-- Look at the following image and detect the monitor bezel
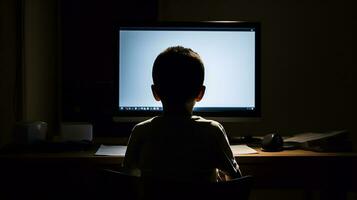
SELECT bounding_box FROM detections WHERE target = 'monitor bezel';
[113,21,261,122]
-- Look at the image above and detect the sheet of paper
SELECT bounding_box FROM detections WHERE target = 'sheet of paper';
[284,130,346,143]
[230,145,258,155]
[95,145,127,156]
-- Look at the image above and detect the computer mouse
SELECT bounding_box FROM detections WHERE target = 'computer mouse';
[261,133,284,152]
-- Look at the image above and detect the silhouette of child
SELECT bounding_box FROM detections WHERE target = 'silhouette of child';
[123,46,241,182]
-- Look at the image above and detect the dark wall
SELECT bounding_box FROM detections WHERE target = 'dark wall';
[159,0,357,141]
[60,0,158,135]
[34,0,357,140]
[0,0,19,147]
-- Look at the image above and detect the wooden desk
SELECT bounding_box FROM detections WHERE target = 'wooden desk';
[1,146,356,187]
[240,149,357,189]
[1,144,357,199]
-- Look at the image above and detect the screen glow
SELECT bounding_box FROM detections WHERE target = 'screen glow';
[119,28,256,112]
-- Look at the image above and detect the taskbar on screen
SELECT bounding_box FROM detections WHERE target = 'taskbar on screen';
[119,106,255,112]
[119,106,163,111]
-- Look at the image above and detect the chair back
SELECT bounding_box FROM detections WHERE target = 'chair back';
[100,169,253,200]
[212,176,253,199]
[141,175,253,200]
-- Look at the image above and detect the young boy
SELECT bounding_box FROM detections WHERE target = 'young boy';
[123,46,241,182]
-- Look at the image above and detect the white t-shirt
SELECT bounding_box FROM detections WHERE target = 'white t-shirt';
[123,115,241,182]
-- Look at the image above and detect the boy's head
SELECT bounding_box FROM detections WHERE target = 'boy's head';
[152,46,205,107]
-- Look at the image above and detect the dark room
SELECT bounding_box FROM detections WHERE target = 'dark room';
[1,0,356,199]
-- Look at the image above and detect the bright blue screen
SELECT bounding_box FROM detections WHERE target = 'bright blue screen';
[119,28,256,112]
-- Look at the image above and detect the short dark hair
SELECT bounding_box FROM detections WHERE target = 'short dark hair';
[152,46,205,103]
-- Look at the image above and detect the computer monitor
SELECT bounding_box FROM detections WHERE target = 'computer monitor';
[114,21,260,122]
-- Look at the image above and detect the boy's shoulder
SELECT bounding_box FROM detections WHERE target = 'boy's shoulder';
[134,115,224,132]
[131,116,227,142]
[135,117,157,127]
[191,116,226,136]
[132,117,157,132]
[191,116,223,128]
